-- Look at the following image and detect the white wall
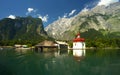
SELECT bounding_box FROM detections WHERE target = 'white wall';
[73,42,85,49]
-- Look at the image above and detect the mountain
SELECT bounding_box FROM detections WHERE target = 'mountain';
[0,16,48,42]
[45,2,120,40]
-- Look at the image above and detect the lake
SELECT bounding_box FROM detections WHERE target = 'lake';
[0,48,120,75]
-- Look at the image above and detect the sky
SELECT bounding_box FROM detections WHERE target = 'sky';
[0,0,119,27]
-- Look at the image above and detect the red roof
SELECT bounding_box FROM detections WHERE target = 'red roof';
[73,38,85,42]
[73,33,85,42]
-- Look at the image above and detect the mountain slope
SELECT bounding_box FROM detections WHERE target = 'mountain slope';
[0,16,48,41]
[45,2,120,40]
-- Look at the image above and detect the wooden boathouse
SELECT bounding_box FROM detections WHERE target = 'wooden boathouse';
[35,40,58,52]
[35,40,68,52]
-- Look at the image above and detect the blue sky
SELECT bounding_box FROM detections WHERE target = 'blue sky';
[0,0,119,27]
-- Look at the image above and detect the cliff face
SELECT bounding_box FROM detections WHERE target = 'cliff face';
[45,2,120,40]
[0,16,47,41]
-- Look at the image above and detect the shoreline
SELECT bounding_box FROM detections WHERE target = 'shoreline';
[68,47,120,50]
[0,46,120,50]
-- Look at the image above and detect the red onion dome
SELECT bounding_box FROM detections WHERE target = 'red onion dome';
[73,38,85,42]
[73,33,85,42]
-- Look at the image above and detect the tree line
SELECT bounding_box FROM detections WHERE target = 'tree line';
[86,38,120,48]
[0,38,120,48]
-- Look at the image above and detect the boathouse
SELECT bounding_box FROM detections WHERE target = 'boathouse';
[35,40,58,52]
[35,40,69,52]
[55,41,68,50]
[73,33,85,49]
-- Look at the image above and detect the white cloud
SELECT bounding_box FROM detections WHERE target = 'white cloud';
[97,0,119,6]
[63,13,67,18]
[26,8,37,15]
[38,14,49,22]
[57,9,76,19]
[69,9,76,16]
[8,15,16,19]
[81,7,89,12]
[28,8,34,13]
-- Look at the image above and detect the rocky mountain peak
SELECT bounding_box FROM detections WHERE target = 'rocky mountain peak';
[45,2,120,40]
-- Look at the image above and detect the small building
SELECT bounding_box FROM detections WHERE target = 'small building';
[14,44,28,48]
[35,40,69,52]
[55,41,68,50]
[14,44,22,48]
[73,33,85,49]
[35,40,58,52]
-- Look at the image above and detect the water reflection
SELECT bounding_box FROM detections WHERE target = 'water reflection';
[15,49,29,53]
[73,49,85,56]
[14,48,86,62]
[73,49,86,61]
[1,48,120,75]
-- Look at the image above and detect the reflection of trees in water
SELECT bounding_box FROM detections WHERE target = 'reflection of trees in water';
[86,49,119,57]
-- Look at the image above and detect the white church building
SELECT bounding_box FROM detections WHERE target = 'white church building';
[73,33,85,49]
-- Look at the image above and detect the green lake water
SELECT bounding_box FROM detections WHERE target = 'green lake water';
[0,48,120,75]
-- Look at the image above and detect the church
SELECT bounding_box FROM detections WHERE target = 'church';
[73,33,85,49]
